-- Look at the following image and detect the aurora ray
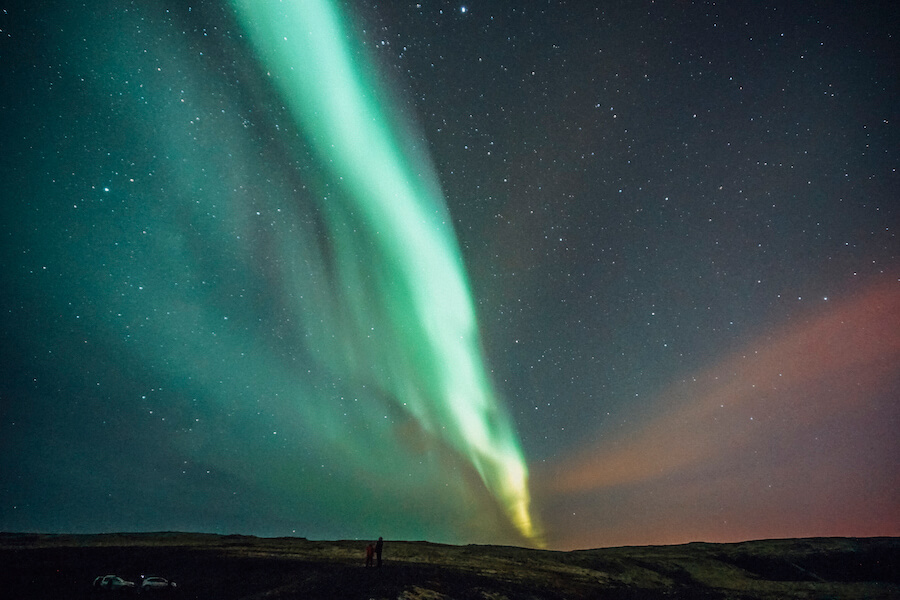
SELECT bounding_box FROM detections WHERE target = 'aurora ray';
[230,0,539,542]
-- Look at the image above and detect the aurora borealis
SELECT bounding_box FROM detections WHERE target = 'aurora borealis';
[228,0,536,541]
[1,1,897,550]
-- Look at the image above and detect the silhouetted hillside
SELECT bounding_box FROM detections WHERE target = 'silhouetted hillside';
[1,533,896,599]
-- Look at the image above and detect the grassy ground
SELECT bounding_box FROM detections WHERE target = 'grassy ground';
[0,533,896,599]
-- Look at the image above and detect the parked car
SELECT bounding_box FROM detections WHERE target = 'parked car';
[140,576,177,592]
[93,574,136,591]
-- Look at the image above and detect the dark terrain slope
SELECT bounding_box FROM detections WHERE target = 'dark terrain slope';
[0,533,896,599]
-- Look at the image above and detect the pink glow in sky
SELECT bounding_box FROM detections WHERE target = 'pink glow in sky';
[538,278,900,549]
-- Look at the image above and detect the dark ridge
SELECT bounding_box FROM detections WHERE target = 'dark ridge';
[0,533,896,599]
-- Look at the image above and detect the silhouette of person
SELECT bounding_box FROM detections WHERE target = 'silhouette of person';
[375,537,384,567]
[365,542,375,567]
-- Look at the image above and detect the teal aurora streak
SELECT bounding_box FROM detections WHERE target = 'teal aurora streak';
[230,0,539,542]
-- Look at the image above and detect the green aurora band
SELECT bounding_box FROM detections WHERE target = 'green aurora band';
[230,0,539,543]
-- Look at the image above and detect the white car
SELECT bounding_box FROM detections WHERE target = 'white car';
[93,574,136,590]
[140,576,177,592]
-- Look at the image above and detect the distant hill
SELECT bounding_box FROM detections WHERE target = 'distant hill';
[1,532,897,599]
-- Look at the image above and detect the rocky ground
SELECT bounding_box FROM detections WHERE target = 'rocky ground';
[0,532,896,599]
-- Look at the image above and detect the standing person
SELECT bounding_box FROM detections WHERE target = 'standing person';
[375,537,384,567]
[365,542,375,567]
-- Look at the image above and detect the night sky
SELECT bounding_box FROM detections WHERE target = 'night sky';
[1,1,897,550]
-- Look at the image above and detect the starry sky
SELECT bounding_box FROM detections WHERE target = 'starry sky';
[1,1,897,550]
